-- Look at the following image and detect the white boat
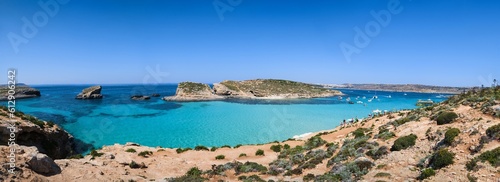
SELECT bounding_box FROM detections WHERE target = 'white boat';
[338,96,343,100]
[368,99,373,102]
[387,95,392,98]
[372,109,382,113]
[357,101,363,104]
[404,93,407,96]
[346,97,351,102]
[362,96,366,99]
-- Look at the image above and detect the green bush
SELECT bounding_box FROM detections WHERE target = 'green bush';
[352,128,367,138]
[391,134,417,151]
[304,136,327,150]
[303,173,315,181]
[255,149,265,156]
[215,155,225,160]
[234,144,243,148]
[283,144,290,150]
[90,149,103,158]
[235,161,267,174]
[486,124,500,140]
[138,151,153,157]
[436,112,458,125]
[374,172,391,178]
[270,144,282,153]
[443,128,460,145]
[125,148,136,153]
[221,145,231,148]
[68,154,84,159]
[418,168,435,180]
[210,147,218,151]
[477,146,500,167]
[239,153,247,157]
[168,167,206,182]
[430,149,455,169]
[195,145,209,151]
[176,147,192,154]
[376,131,396,140]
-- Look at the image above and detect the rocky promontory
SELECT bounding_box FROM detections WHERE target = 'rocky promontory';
[163,79,342,101]
[0,109,76,160]
[0,84,41,101]
[75,85,103,99]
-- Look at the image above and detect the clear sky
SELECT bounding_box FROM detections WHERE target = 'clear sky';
[0,0,499,86]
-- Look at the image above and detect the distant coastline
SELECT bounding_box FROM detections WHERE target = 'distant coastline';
[320,83,470,94]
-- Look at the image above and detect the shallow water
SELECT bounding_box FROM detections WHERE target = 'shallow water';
[10,84,449,149]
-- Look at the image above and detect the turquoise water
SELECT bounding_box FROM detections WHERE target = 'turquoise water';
[10,84,449,150]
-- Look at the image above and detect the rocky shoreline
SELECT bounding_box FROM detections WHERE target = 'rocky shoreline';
[163,79,343,102]
[0,85,41,101]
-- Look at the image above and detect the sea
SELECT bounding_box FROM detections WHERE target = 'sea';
[8,84,451,151]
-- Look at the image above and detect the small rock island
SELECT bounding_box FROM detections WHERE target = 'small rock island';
[75,85,103,99]
[163,79,343,101]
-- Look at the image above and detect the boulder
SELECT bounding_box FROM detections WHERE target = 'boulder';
[76,85,103,99]
[131,95,151,100]
[27,153,61,175]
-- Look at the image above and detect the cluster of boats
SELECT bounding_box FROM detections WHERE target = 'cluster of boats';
[338,95,384,104]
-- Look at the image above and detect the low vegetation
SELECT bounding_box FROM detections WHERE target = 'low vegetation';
[176,147,192,154]
[443,128,460,145]
[255,149,265,156]
[125,148,136,153]
[391,134,417,151]
[418,168,435,180]
[138,151,153,157]
[215,155,225,160]
[429,149,455,169]
[436,111,458,125]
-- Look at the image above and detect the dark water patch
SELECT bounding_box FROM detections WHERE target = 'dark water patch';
[30,112,69,125]
[142,103,182,111]
[73,138,94,154]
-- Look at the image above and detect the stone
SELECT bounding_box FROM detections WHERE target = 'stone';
[131,95,151,100]
[76,85,103,99]
[27,153,61,175]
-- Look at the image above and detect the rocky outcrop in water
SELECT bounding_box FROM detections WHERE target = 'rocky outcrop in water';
[131,95,151,100]
[75,85,103,99]
[0,85,41,101]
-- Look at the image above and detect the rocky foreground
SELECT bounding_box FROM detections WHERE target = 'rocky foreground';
[163,79,343,101]
[1,87,499,181]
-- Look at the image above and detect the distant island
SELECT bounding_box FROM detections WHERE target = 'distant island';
[0,84,41,101]
[163,79,343,101]
[321,83,470,94]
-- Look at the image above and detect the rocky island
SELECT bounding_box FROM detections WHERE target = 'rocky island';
[75,85,103,99]
[163,79,343,101]
[0,84,41,101]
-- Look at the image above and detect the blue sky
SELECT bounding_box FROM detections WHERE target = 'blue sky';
[0,0,499,86]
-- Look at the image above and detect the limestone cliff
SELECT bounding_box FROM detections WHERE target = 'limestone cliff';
[0,108,76,159]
